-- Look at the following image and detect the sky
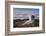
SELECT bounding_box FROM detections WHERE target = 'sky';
[13,8,39,19]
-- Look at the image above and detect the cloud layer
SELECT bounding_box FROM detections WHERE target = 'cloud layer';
[13,8,39,19]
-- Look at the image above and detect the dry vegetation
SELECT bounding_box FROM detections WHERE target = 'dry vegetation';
[13,19,39,28]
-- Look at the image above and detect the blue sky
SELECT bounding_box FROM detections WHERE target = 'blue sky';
[13,8,39,14]
[13,8,39,19]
